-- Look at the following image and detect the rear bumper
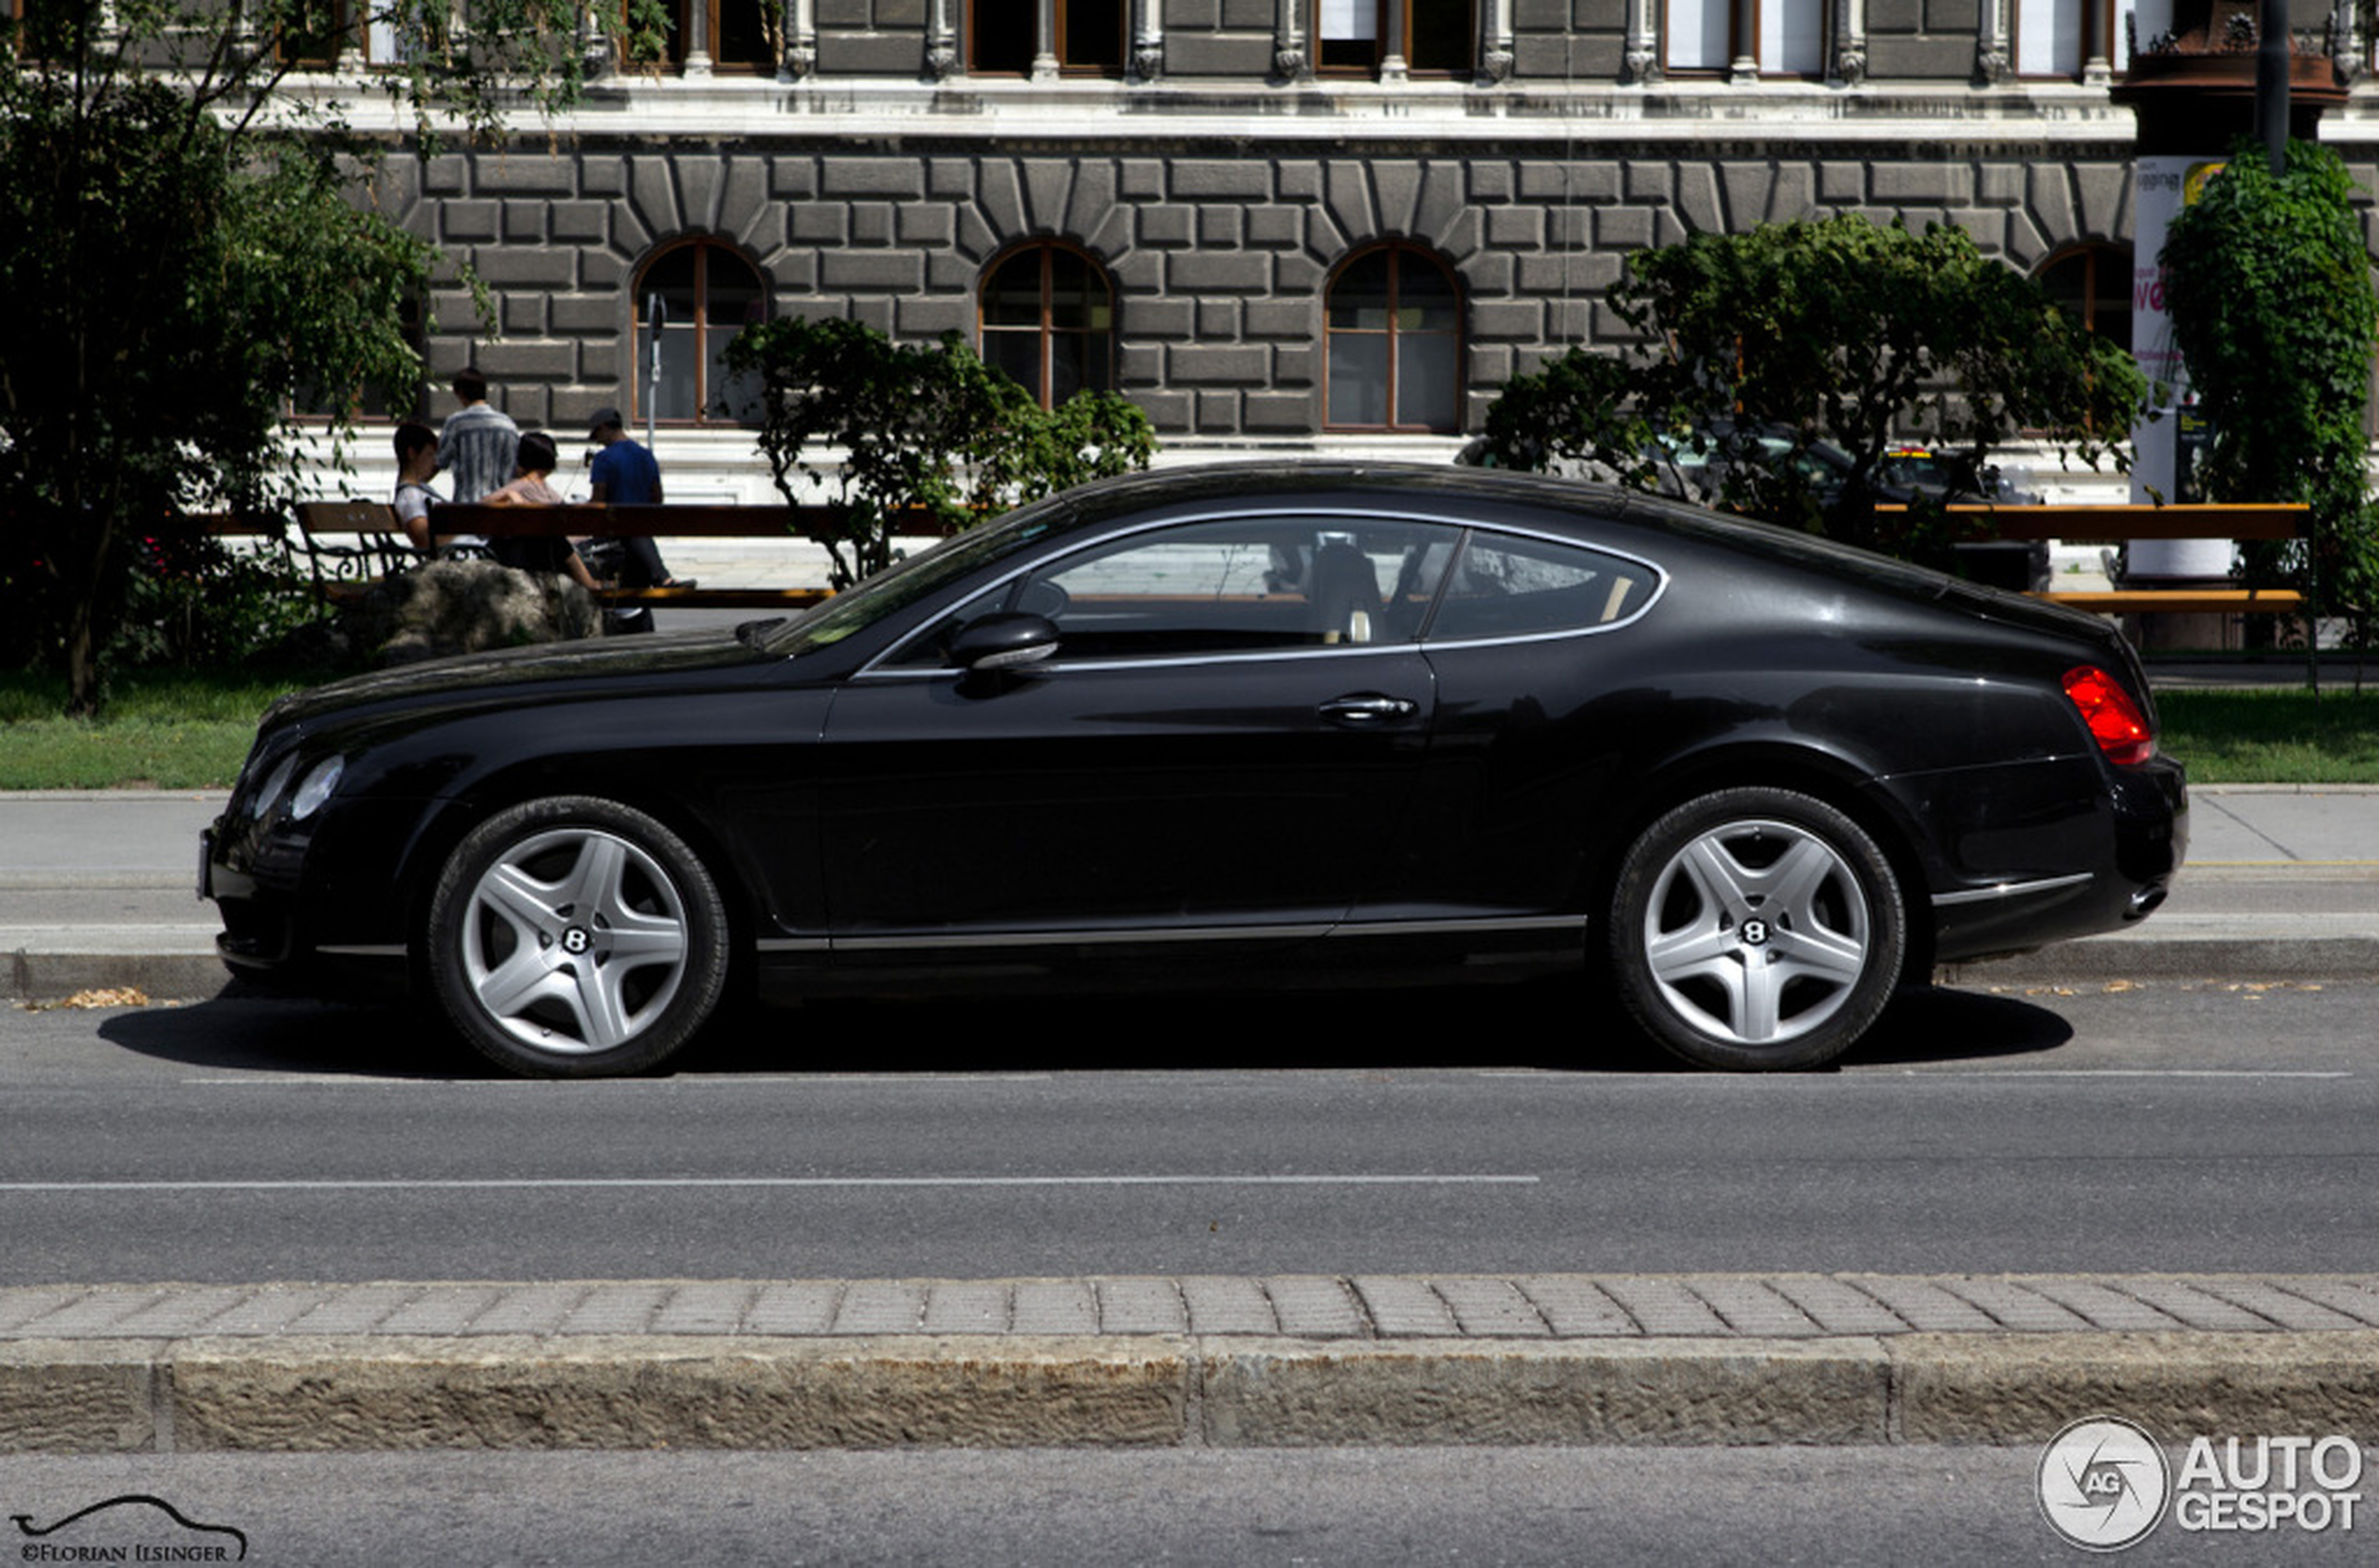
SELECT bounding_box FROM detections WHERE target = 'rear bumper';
[1889,752,2187,964]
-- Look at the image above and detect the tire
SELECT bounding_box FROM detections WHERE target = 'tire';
[426,796,729,1077]
[1606,787,1905,1071]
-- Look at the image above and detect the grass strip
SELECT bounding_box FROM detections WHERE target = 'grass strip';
[2156,688,2379,785]
[0,668,336,790]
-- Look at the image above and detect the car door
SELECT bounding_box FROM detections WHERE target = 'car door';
[1377,522,1668,922]
[815,511,1456,944]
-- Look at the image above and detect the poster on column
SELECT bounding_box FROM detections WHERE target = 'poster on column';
[2130,153,2234,579]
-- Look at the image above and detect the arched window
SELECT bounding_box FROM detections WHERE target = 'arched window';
[633,241,767,425]
[2034,244,2131,350]
[979,244,1117,408]
[1325,245,1461,433]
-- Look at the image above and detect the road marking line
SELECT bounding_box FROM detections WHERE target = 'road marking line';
[1877,1069,2353,1078]
[178,1073,1061,1086]
[0,1174,1541,1193]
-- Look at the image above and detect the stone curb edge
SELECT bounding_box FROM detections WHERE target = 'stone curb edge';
[8,954,225,1002]
[8,1331,2379,1453]
[1942,934,2379,985]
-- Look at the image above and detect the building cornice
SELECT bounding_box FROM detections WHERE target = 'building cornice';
[279,72,2165,145]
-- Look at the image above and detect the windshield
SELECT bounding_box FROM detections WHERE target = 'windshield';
[765,496,1076,657]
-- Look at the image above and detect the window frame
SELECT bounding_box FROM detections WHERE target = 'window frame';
[273,0,428,66]
[871,510,1670,674]
[978,242,1118,411]
[1322,244,1465,436]
[1662,0,1827,77]
[630,238,769,429]
[686,0,780,70]
[2032,243,2131,347]
[2012,0,2128,79]
[1313,0,1475,76]
[968,0,1126,74]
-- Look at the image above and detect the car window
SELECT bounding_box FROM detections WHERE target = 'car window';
[768,495,1078,657]
[1426,531,1655,641]
[883,514,1459,667]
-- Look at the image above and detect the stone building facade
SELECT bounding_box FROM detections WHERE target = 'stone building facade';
[325,0,2375,490]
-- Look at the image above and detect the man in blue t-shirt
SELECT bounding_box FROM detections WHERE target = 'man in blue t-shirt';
[585,408,690,589]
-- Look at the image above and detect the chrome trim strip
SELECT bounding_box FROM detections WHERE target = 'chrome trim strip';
[313,944,408,957]
[1931,872,2096,908]
[831,922,1337,951]
[775,913,1587,954]
[862,641,1427,681]
[1332,914,1589,937]
[855,501,1670,679]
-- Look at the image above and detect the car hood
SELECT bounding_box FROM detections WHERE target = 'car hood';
[261,626,784,732]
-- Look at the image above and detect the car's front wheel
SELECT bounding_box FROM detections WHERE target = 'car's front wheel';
[426,796,729,1076]
[1607,787,1904,1071]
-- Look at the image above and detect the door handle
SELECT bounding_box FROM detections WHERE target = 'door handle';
[1318,693,1420,726]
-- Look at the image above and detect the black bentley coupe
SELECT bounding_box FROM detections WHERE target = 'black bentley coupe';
[202,464,2185,1074]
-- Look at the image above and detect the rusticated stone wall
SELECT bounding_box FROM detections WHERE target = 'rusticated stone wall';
[374,138,2374,440]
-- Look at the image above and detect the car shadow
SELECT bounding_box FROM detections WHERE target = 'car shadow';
[96,987,499,1079]
[1842,984,2076,1067]
[672,978,2076,1076]
[93,978,2074,1079]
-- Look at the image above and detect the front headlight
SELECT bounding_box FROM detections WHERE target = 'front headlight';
[288,756,346,821]
[245,754,299,821]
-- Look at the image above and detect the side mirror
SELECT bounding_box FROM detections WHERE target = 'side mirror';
[950,612,1058,673]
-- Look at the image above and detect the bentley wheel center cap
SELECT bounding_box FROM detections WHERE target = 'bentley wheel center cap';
[1739,918,1771,947]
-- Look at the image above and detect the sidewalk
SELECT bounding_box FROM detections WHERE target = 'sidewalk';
[4,783,2375,1000]
[7,1274,2379,1451]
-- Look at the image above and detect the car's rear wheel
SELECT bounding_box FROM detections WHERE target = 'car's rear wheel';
[426,796,728,1077]
[1607,787,1904,1071]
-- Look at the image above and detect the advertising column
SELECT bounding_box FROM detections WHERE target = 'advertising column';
[2129,154,2233,580]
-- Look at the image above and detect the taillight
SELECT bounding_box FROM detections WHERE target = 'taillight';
[2063,665,2155,765]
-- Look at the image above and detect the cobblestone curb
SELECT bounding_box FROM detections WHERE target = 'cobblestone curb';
[8,1332,2379,1454]
[8,1277,2379,1453]
[11,1274,2378,1341]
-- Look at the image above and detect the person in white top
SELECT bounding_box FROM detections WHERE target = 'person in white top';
[390,422,445,555]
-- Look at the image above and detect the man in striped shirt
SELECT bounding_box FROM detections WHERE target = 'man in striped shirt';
[432,366,516,558]
[435,367,519,501]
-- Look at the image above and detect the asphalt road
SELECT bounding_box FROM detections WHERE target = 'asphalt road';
[5,1446,2366,1567]
[4,977,2372,1285]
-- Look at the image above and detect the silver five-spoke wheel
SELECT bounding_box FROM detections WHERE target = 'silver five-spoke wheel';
[428,797,728,1076]
[1608,788,1904,1071]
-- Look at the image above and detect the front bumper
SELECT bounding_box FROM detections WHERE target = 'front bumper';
[201,798,430,999]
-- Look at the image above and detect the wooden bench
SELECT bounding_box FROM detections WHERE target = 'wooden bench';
[1880,503,2313,617]
[216,502,852,613]
[194,502,422,602]
[428,502,892,614]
